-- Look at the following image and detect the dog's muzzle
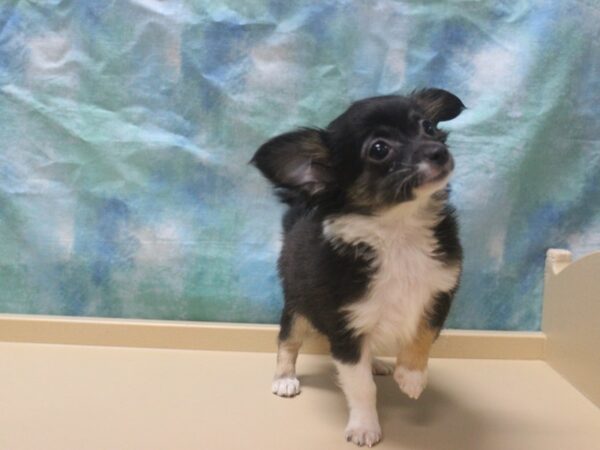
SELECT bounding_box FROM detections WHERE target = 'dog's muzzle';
[419,144,454,183]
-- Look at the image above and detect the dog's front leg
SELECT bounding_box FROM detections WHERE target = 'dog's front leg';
[395,321,436,399]
[334,345,381,447]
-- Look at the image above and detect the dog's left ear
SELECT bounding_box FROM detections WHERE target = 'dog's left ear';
[412,88,466,122]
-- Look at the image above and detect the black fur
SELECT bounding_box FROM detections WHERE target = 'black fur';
[252,89,464,364]
[278,216,376,363]
[433,201,463,263]
[428,288,458,331]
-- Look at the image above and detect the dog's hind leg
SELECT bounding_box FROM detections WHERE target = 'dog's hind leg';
[272,311,310,397]
[371,357,393,376]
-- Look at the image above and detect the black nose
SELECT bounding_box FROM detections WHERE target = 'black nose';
[424,145,449,166]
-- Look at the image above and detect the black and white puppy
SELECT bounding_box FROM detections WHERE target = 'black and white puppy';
[251,89,464,447]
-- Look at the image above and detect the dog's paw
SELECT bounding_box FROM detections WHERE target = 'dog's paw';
[271,377,300,397]
[371,358,393,376]
[344,422,382,447]
[394,366,427,399]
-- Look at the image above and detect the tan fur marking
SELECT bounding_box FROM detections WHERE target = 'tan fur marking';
[274,315,311,379]
[396,320,436,371]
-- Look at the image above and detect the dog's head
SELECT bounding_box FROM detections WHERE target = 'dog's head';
[251,88,465,212]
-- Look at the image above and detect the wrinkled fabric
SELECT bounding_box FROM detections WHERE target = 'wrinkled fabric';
[0,1,598,330]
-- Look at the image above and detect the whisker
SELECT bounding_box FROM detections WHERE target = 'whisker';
[389,168,411,175]
[395,170,419,200]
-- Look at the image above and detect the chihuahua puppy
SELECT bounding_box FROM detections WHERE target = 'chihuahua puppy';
[251,89,464,447]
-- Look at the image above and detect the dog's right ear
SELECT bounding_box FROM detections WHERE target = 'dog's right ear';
[250,128,335,196]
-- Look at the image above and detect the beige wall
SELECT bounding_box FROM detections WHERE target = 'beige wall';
[543,249,600,407]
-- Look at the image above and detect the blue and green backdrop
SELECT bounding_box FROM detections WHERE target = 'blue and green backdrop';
[1,1,598,330]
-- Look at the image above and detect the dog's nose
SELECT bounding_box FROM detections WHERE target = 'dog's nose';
[423,145,449,166]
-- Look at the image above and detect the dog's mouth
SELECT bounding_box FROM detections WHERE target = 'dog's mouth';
[387,155,454,185]
[378,156,454,204]
[417,157,454,186]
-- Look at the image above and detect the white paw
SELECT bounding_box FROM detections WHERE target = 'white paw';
[271,377,300,397]
[345,422,382,447]
[394,366,427,399]
[371,358,393,376]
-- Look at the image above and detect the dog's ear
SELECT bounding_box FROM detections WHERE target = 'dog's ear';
[412,88,465,122]
[251,128,335,196]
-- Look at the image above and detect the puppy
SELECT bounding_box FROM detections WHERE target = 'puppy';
[251,89,464,447]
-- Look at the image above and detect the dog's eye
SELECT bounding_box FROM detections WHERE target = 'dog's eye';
[368,141,391,161]
[422,120,435,136]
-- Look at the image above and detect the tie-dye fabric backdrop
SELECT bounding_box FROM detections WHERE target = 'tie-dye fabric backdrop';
[0,1,598,330]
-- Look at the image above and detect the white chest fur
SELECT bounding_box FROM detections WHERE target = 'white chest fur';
[323,201,460,352]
